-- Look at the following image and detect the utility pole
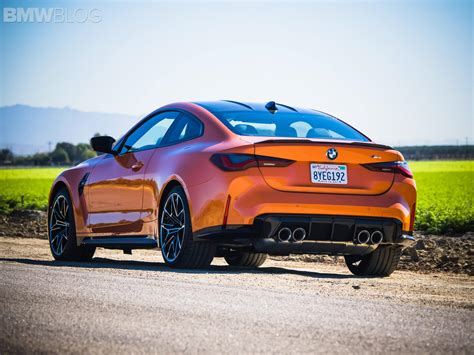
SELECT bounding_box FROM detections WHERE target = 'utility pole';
[48,141,52,152]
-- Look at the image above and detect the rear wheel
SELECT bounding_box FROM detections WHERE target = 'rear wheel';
[344,245,401,277]
[224,251,267,268]
[159,186,216,268]
[48,188,96,261]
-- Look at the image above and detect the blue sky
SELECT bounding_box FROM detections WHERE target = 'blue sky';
[1,0,472,146]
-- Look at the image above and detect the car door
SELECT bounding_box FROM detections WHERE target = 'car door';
[85,111,180,235]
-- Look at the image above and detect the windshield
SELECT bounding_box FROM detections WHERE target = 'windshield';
[213,111,369,142]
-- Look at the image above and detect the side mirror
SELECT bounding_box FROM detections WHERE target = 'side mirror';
[90,136,116,155]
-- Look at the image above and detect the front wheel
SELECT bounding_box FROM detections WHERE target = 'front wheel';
[48,188,95,261]
[344,245,402,277]
[159,186,216,268]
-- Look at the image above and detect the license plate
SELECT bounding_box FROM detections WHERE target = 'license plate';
[310,164,348,184]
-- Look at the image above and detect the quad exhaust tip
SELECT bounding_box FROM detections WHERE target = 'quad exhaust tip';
[356,230,371,244]
[275,227,382,245]
[276,227,306,243]
[277,227,292,242]
[370,230,384,245]
[292,228,306,242]
[355,229,384,245]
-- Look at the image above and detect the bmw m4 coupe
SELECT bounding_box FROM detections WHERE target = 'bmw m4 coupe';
[48,101,416,276]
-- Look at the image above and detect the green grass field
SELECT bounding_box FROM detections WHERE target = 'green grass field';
[0,168,64,213]
[0,161,472,234]
[408,161,473,234]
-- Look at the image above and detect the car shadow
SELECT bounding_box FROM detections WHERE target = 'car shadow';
[0,257,359,279]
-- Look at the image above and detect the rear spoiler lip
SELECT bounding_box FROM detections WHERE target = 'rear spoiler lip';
[253,139,394,150]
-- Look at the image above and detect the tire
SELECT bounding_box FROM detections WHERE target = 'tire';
[344,245,402,277]
[224,251,267,268]
[159,186,216,268]
[48,188,96,261]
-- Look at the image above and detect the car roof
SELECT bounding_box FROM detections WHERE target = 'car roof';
[193,100,317,115]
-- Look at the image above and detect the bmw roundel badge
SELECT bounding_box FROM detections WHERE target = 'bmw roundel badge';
[326,148,338,160]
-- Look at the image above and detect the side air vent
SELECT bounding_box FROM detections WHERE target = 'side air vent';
[78,172,90,196]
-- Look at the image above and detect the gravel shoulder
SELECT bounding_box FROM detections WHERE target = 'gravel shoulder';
[1,237,473,353]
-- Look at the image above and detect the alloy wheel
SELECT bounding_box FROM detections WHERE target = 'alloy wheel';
[160,193,186,262]
[49,195,70,256]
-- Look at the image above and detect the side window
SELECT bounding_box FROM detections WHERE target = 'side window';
[120,111,179,154]
[164,113,203,145]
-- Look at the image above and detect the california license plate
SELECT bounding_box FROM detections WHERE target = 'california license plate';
[310,164,348,184]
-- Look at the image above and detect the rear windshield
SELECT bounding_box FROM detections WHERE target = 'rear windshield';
[213,111,369,142]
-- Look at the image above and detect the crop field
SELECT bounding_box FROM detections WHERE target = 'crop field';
[408,161,473,234]
[0,161,472,234]
[0,168,64,213]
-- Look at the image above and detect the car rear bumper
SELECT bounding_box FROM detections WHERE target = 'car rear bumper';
[188,173,417,233]
[193,214,415,255]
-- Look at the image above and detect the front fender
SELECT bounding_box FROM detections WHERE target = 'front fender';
[48,157,102,236]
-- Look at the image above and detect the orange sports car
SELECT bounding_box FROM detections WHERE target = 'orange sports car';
[48,101,416,276]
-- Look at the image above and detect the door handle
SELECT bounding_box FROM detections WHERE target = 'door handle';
[131,161,144,171]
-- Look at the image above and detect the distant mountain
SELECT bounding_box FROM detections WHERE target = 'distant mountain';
[0,105,138,155]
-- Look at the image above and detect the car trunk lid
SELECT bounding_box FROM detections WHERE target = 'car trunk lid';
[252,138,402,195]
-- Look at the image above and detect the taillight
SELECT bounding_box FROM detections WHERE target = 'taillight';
[210,154,256,171]
[210,153,294,171]
[363,161,413,178]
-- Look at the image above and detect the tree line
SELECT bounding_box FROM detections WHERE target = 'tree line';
[396,145,474,161]
[0,142,97,166]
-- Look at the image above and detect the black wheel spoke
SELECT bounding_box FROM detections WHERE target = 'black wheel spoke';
[160,193,186,263]
[49,195,70,256]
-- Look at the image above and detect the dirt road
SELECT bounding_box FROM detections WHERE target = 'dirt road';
[1,237,473,353]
